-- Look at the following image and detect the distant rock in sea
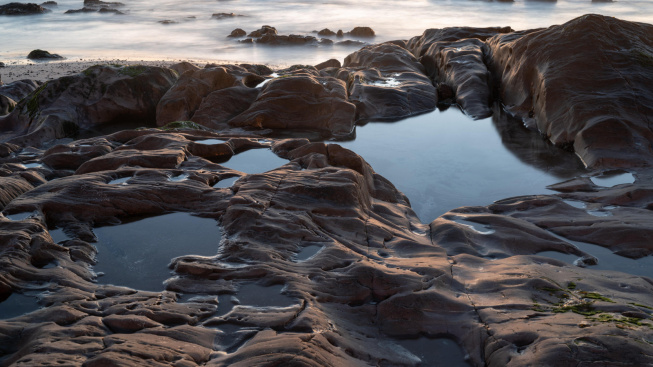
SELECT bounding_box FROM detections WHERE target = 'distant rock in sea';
[26,49,63,60]
[0,2,50,15]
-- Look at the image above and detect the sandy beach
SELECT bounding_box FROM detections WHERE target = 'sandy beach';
[0,58,250,84]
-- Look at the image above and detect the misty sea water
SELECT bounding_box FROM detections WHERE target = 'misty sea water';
[1,0,652,65]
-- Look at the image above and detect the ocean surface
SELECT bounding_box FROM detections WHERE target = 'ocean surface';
[2,0,653,66]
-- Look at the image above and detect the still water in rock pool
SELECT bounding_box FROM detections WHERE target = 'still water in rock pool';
[92,212,221,291]
[220,148,288,174]
[0,293,41,319]
[393,337,472,367]
[538,231,653,279]
[338,108,587,223]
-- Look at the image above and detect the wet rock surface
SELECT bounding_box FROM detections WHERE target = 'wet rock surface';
[0,64,177,147]
[487,14,653,168]
[407,27,513,118]
[1,13,653,367]
[340,43,437,121]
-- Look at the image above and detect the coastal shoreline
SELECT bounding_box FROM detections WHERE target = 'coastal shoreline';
[0,57,271,84]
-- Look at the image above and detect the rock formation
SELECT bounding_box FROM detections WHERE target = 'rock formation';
[0,65,177,147]
[0,2,50,15]
[1,13,653,367]
[486,14,653,168]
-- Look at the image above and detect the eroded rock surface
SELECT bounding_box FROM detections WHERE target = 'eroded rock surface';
[229,71,356,136]
[407,27,513,118]
[487,14,653,168]
[0,65,177,147]
[340,43,437,121]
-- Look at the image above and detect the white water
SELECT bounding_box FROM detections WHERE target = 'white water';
[1,0,652,66]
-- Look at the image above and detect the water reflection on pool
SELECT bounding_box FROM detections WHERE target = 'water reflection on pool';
[338,108,587,223]
[92,212,221,291]
[221,148,288,174]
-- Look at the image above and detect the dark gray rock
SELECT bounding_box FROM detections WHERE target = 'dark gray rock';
[0,2,50,15]
[27,49,63,59]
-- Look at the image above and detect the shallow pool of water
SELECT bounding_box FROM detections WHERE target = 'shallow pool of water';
[338,108,587,222]
[4,212,36,221]
[393,337,472,367]
[194,139,225,145]
[213,176,241,188]
[221,148,288,174]
[108,177,131,185]
[49,228,70,243]
[214,284,296,316]
[0,293,41,319]
[539,231,653,279]
[92,212,222,291]
[591,172,636,187]
[295,245,323,262]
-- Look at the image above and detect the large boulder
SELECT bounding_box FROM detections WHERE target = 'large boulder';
[155,64,267,127]
[0,65,177,147]
[229,72,356,136]
[487,14,653,168]
[340,43,437,121]
[190,86,260,130]
[0,2,50,15]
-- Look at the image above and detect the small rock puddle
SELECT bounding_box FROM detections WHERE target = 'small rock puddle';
[213,176,240,188]
[590,172,635,187]
[218,148,288,174]
[393,337,472,367]
[537,231,653,279]
[91,212,222,291]
[0,293,41,319]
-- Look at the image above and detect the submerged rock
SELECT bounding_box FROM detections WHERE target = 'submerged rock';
[83,0,124,8]
[228,28,246,37]
[212,12,242,20]
[0,2,50,15]
[247,25,277,38]
[487,14,653,168]
[256,34,318,46]
[348,26,375,37]
[317,28,336,36]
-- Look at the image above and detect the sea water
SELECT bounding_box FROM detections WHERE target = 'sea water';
[1,0,652,66]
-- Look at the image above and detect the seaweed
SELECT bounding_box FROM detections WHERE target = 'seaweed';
[25,82,48,119]
[119,65,148,77]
